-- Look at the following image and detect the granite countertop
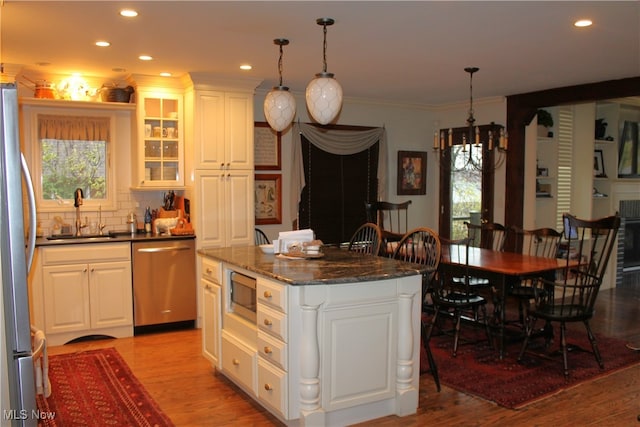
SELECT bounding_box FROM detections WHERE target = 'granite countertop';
[198,246,427,286]
[35,231,195,247]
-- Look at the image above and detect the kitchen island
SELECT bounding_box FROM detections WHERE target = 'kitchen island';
[198,246,427,426]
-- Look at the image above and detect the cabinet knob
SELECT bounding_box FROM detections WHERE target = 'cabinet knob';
[220,162,225,168]
[232,358,240,366]
[263,318,272,326]
[263,290,272,298]
[264,346,272,354]
[206,268,212,274]
[264,383,273,391]
[83,268,88,273]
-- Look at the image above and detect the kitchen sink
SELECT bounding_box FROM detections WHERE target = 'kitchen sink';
[46,232,118,242]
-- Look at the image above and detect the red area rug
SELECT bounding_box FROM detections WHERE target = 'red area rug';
[36,348,173,426]
[421,325,640,409]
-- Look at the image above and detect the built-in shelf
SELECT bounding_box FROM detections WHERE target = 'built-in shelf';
[19,97,136,111]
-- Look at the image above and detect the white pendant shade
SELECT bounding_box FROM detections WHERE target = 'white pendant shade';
[305,73,343,125]
[264,87,296,132]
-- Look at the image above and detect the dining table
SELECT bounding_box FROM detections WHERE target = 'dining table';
[439,244,573,359]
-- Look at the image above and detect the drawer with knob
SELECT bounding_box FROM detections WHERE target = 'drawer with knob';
[221,331,256,394]
[258,331,287,371]
[201,257,221,284]
[257,305,287,342]
[257,278,287,313]
[257,358,288,419]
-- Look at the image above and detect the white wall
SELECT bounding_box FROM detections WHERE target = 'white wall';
[254,90,507,241]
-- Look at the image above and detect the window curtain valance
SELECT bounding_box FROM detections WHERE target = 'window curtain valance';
[38,114,111,141]
[291,122,387,219]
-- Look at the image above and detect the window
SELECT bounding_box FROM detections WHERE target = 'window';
[450,145,482,239]
[27,112,116,212]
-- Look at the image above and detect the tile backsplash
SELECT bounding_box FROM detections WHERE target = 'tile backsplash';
[34,189,173,237]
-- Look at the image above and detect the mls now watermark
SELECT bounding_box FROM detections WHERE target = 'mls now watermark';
[3,409,56,421]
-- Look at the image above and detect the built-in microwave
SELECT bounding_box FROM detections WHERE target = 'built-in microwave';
[229,271,256,323]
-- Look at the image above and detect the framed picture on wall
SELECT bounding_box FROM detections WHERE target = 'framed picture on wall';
[594,149,606,178]
[254,122,281,170]
[397,150,427,195]
[255,174,282,225]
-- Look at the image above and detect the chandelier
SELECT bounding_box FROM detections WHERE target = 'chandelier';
[305,18,343,125]
[433,67,507,172]
[263,38,296,132]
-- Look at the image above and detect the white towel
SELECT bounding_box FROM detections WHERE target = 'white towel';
[31,327,51,398]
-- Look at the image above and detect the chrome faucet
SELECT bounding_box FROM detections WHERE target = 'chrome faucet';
[97,205,106,236]
[74,188,85,236]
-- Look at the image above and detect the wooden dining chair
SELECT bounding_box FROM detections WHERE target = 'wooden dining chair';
[391,227,441,391]
[425,237,493,358]
[517,213,620,378]
[254,228,270,245]
[347,223,383,256]
[458,221,507,319]
[508,226,563,327]
[465,221,507,251]
[365,200,412,255]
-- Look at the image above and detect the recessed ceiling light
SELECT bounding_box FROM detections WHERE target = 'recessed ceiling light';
[240,64,252,71]
[95,41,111,47]
[139,55,153,61]
[160,72,172,77]
[574,19,593,27]
[120,9,138,18]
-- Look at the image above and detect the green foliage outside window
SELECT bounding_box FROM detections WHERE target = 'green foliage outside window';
[451,146,482,239]
[41,139,107,200]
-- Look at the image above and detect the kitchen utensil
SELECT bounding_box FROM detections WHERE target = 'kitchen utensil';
[20,75,58,99]
[164,191,175,210]
[127,212,137,234]
[100,84,134,103]
[259,244,274,254]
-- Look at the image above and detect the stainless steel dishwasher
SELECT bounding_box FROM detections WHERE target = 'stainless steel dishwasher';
[132,238,196,328]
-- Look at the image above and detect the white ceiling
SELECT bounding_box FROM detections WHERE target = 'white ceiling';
[2,1,639,106]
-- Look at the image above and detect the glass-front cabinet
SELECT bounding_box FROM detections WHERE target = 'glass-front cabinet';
[133,90,184,188]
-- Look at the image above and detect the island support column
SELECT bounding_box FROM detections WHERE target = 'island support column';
[396,288,419,415]
[299,286,325,426]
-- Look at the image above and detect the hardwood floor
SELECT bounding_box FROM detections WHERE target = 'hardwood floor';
[47,286,640,426]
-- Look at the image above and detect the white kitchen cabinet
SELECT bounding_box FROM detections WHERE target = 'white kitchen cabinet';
[37,243,133,346]
[256,277,289,419]
[194,169,254,248]
[193,89,254,170]
[132,88,185,189]
[188,79,257,250]
[201,257,222,366]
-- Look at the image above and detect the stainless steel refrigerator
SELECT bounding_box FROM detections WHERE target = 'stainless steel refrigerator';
[1,83,38,425]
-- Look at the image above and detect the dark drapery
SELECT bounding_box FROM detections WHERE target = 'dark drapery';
[298,134,379,244]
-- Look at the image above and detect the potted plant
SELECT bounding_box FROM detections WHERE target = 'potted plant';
[537,109,554,137]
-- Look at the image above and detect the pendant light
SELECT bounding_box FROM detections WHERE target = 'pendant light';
[263,38,296,132]
[305,18,343,125]
[433,67,507,172]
